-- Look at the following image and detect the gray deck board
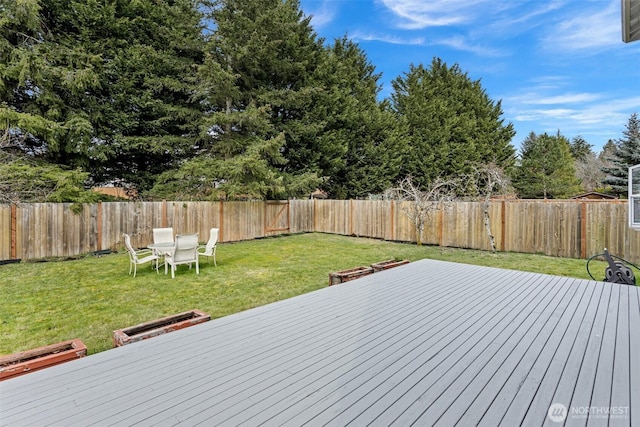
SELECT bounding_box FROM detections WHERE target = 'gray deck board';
[586,284,620,427]
[630,289,640,427]
[510,281,601,427]
[386,276,573,426]
[152,266,503,426]
[294,273,557,427]
[609,285,631,427]
[1,259,638,427]
[225,271,528,426]
[452,278,590,426]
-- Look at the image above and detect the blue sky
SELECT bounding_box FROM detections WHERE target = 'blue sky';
[299,0,640,153]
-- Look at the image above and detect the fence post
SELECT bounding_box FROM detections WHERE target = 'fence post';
[580,202,587,259]
[10,203,17,259]
[312,197,318,233]
[390,200,395,241]
[501,200,506,252]
[349,199,353,236]
[97,202,102,251]
[438,205,444,247]
[219,201,224,242]
[161,200,167,228]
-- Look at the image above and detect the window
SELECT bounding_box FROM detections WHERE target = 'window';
[629,164,640,228]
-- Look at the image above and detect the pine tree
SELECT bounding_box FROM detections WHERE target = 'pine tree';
[390,59,516,189]
[602,113,640,196]
[1,0,205,192]
[310,37,403,198]
[569,136,593,162]
[151,0,325,200]
[514,132,581,198]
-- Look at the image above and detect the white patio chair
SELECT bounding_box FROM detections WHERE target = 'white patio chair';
[165,233,199,278]
[197,228,219,266]
[152,227,174,252]
[123,233,159,277]
[152,228,175,267]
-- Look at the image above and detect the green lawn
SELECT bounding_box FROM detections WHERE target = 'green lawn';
[0,233,605,356]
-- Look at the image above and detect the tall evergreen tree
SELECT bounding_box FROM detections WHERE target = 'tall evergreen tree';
[514,131,581,198]
[1,0,205,192]
[569,135,593,161]
[155,0,326,200]
[569,135,604,192]
[390,58,516,189]
[311,37,403,198]
[600,139,617,161]
[602,113,640,196]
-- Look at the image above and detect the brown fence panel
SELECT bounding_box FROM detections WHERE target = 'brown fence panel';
[289,200,314,233]
[585,201,640,264]
[102,202,165,250]
[0,205,11,260]
[392,201,442,245]
[16,203,98,259]
[390,201,438,245]
[627,228,640,265]
[503,201,581,258]
[165,201,220,242]
[221,201,264,242]
[264,201,290,236]
[351,200,392,240]
[440,202,503,252]
[314,200,350,235]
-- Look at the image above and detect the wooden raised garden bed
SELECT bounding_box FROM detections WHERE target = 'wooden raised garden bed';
[0,339,87,381]
[113,309,210,347]
[329,266,374,286]
[371,259,410,272]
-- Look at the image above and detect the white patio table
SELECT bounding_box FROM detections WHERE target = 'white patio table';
[147,242,175,271]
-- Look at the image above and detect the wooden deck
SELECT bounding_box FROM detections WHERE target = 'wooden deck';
[1,259,638,426]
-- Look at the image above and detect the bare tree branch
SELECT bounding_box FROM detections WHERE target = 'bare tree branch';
[471,163,513,252]
[386,176,459,245]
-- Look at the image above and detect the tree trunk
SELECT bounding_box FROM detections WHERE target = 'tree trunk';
[483,199,496,253]
[415,221,423,246]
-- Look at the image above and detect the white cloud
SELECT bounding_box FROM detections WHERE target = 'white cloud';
[541,0,621,51]
[351,31,505,57]
[305,1,336,29]
[351,31,425,46]
[507,0,566,26]
[377,0,494,29]
[507,94,640,148]
[434,36,507,57]
[514,92,602,105]
[377,0,565,32]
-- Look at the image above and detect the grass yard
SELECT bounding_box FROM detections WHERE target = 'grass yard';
[0,232,606,356]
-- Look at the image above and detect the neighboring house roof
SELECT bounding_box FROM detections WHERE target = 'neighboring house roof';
[92,187,138,200]
[570,191,617,200]
[310,189,328,199]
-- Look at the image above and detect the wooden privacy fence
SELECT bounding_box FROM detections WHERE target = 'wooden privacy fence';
[1,199,639,264]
